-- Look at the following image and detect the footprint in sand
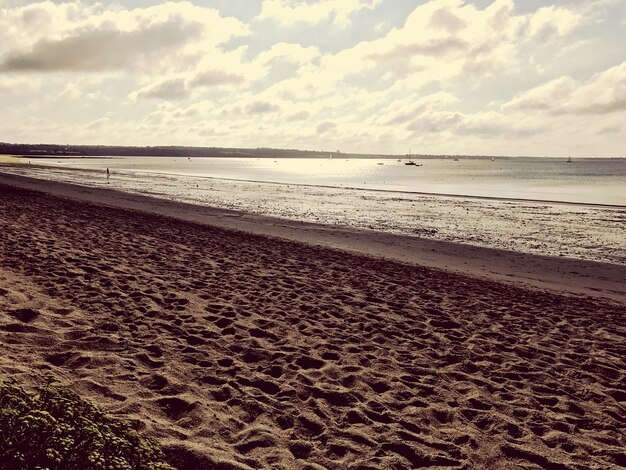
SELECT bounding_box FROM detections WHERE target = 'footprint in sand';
[8,307,40,323]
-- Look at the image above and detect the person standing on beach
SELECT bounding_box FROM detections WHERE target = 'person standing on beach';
[106,167,110,179]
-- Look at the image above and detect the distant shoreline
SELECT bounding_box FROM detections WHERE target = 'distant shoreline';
[11,154,626,160]
[1,140,624,160]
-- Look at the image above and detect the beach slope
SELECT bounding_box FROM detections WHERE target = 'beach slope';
[1,180,625,469]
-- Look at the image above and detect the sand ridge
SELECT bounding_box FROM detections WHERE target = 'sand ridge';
[1,184,625,469]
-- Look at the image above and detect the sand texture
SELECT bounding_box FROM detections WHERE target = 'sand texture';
[1,183,626,469]
[2,172,624,304]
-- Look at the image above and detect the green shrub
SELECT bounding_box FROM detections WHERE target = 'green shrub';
[0,380,174,470]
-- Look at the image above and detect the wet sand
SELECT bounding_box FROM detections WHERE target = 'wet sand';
[1,177,625,469]
[1,163,624,266]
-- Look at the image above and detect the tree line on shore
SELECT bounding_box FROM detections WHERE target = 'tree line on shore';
[0,142,357,159]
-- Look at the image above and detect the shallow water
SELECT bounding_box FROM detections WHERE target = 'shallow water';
[3,162,625,266]
[27,156,626,206]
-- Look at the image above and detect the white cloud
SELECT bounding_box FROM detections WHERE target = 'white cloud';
[132,68,245,101]
[0,73,41,95]
[378,92,459,126]
[503,61,626,115]
[502,76,578,112]
[264,0,584,101]
[527,5,581,37]
[246,101,280,114]
[257,0,381,26]
[254,42,320,67]
[286,110,309,121]
[0,21,201,72]
[84,116,111,131]
[316,121,336,134]
[570,62,626,114]
[190,70,244,88]
[133,78,189,101]
[0,2,248,73]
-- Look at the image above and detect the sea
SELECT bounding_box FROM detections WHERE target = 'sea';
[3,156,625,265]
[25,156,626,206]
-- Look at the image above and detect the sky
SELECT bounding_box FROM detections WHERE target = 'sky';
[0,0,625,156]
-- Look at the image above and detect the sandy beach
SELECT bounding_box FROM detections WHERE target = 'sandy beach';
[1,175,625,469]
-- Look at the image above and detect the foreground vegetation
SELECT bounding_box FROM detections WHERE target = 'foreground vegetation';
[0,380,173,470]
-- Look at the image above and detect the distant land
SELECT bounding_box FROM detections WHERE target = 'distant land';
[1,142,384,159]
[0,142,474,159]
[0,142,621,160]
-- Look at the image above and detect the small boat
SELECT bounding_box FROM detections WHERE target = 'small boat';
[377,162,384,165]
[566,156,572,163]
[491,157,495,162]
[453,158,459,161]
[405,147,417,165]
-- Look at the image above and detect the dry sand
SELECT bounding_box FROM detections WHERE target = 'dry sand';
[1,177,625,469]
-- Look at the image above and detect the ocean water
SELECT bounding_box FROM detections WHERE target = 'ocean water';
[2,156,625,265]
[29,156,626,206]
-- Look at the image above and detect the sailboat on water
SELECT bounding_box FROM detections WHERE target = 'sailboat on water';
[566,156,572,163]
[405,147,417,165]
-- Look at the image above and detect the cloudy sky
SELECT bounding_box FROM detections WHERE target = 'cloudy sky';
[1,0,625,156]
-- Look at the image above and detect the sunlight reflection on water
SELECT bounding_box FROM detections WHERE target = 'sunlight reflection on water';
[34,156,626,205]
[3,160,625,265]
